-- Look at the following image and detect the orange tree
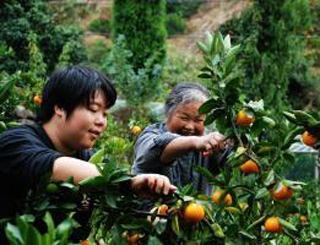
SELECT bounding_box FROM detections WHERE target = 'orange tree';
[5,32,320,245]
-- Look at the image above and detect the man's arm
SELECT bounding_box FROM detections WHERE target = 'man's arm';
[52,157,176,196]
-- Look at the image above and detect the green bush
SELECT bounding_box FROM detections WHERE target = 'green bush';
[166,13,186,36]
[100,35,163,107]
[88,19,111,35]
[0,0,86,74]
[113,0,166,71]
[166,0,204,18]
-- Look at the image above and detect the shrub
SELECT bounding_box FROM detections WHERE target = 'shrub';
[112,0,166,71]
[166,13,187,36]
[0,0,86,74]
[88,19,111,35]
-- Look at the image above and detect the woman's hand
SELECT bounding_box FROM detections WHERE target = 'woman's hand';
[131,174,177,197]
[194,132,225,157]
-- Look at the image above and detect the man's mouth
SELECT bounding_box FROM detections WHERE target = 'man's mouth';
[89,129,100,138]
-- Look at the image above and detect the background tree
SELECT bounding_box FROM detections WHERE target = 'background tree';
[0,0,86,74]
[219,0,314,117]
[112,0,167,71]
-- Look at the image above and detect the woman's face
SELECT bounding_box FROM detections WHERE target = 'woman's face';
[166,102,206,136]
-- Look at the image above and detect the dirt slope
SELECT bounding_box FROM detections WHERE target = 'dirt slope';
[168,0,251,53]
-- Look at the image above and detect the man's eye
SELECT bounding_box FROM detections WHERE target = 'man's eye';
[89,108,98,112]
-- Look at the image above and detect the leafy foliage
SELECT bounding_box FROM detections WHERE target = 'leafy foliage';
[100,35,163,107]
[219,0,314,115]
[0,0,86,74]
[112,0,167,71]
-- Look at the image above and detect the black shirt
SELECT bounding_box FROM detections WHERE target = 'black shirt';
[0,123,92,218]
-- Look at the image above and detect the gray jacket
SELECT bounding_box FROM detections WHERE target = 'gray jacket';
[132,122,225,195]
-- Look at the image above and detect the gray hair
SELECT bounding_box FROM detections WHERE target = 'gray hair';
[164,82,210,118]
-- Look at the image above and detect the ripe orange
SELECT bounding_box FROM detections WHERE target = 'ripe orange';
[302,131,317,147]
[33,95,42,105]
[131,126,142,135]
[183,203,205,223]
[80,240,90,245]
[271,183,294,200]
[240,159,260,173]
[300,215,308,224]
[236,109,255,127]
[264,216,282,233]
[158,204,169,215]
[212,190,232,206]
[126,234,138,245]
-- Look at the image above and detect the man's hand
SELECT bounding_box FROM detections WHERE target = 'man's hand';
[131,174,177,197]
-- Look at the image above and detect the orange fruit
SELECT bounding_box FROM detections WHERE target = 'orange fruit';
[126,234,138,245]
[236,109,255,127]
[212,190,232,206]
[33,95,42,105]
[158,204,169,215]
[300,215,308,224]
[264,216,282,233]
[271,182,294,200]
[80,240,90,245]
[131,126,142,135]
[240,159,260,173]
[183,203,205,223]
[302,131,317,147]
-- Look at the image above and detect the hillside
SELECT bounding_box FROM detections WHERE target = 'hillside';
[83,0,250,52]
[168,0,251,53]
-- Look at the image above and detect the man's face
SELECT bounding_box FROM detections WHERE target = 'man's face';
[166,102,205,136]
[60,90,108,151]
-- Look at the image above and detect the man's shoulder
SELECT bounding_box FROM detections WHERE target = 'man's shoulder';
[0,123,42,145]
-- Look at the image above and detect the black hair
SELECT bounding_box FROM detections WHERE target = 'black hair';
[36,65,117,123]
[164,82,209,118]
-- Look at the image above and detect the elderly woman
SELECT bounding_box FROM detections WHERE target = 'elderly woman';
[132,83,226,195]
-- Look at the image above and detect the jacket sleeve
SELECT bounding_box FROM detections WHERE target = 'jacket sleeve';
[132,126,179,174]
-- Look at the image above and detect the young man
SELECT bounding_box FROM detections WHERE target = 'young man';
[0,66,176,219]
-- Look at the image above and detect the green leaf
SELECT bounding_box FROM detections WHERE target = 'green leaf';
[262,116,276,128]
[198,72,212,79]
[43,212,55,244]
[89,148,105,165]
[246,215,266,231]
[0,75,15,105]
[196,41,209,55]
[25,226,42,245]
[263,170,275,186]
[171,215,180,236]
[224,34,231,50]
[111,175,131,184]
[278,217,297,232]
[79,176,107,188]
[193,165,222,186]
[105,195,118,208]
[281,127,303,150]
[148,236,164,245]
[198,98,221,114]
[283,111,297,124]
[255,187,269,199]
[204,108,226,126]
[246,100,264,112]
[293,110,317,125]
[238,230,256,240]
[211,223,225,238]
[5,223,23,245]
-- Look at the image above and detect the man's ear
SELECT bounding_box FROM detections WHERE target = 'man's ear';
[54,105,65,118]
